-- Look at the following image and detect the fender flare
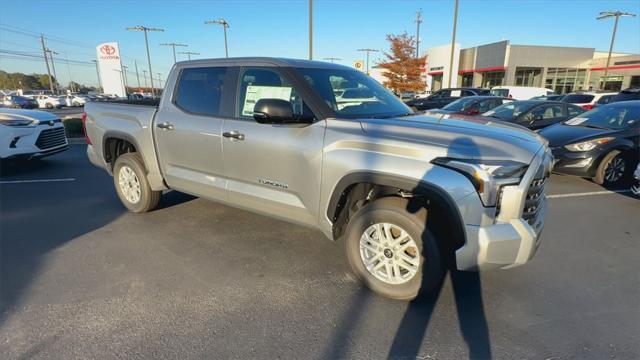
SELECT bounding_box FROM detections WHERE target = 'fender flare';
[101,130,149,172]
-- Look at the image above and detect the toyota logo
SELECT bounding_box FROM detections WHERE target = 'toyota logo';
[100,45,116,55]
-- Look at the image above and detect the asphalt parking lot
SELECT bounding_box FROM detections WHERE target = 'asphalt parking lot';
[1,144,638,359]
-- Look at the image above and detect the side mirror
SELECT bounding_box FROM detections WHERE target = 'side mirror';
[253,98,296,124]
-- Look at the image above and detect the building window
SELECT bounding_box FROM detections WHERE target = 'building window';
[545,68,587,94]
[460,73,473,87]
[515,67,542,87]
[431,74,443,91]
[629,76,640,88]
[481,71,504,88]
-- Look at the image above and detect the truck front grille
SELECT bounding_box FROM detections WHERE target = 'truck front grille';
[522,151,553,225]
[36,127,67,150]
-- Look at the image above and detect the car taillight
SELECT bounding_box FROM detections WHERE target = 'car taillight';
[582,104,594,110]
[81,112,91,144]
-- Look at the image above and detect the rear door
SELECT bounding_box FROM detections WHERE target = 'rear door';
[154,65,233,201]
[221,66,326,226]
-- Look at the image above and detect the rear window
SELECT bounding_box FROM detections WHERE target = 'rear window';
[596,95,615,104]
[611,91,640,102]
[490,89,509,97]
[174,67,227,116]
[561,94,594,104]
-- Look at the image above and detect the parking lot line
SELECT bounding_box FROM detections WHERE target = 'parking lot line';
[547,190,632,199]
[0,178,76,184]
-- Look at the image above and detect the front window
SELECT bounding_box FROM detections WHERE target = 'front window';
[490,88,509,97]
[294,67,412,119]
[565,105,639,130]
[482,101,538,120]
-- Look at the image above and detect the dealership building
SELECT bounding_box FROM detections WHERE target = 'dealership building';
[419,40,640,93]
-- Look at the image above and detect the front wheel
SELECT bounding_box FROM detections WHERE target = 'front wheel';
[344,197,444,300]
[113,153,161,213]
[594,150,630,186]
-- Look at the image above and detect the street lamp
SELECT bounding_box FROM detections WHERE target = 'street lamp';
[160,42,188,63]
[357,48,379,75]
[126,26,164,97]
[597,11,636,90]
[323,57,341,63]
[205,19,229,57]
[178,51,200,60]
[447,0,459,88]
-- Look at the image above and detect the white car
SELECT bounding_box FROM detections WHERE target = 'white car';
[490,86,554,100]
[28,94,63,109]
[59,94,87,107]
[561,92,617,110]
[0,108,68,160]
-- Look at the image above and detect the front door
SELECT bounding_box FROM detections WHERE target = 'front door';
[154,66,231,201]
[221,67,326,226]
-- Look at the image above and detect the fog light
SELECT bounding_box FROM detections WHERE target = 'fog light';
[566,157,592,168]
[10,137,19,148]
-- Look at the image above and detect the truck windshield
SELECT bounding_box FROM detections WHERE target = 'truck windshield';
[293,67,413,119]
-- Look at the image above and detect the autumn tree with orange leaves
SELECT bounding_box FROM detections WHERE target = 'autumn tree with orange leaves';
[378,32,426,94]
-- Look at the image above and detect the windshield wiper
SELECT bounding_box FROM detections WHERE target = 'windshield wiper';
[371,112,413,119]
[583,124,608,130]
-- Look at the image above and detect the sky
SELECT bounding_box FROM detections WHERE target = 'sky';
[1,0,639,88]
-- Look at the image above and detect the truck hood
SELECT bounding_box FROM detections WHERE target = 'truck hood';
[359,113,546,164]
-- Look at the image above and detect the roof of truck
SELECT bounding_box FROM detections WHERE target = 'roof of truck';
[174,57,352,69]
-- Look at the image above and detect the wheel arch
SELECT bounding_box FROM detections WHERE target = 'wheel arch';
[327,171,467,252]
[102,131,149,173]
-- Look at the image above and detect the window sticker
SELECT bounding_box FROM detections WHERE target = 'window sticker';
[566,117,588,125]
[242,85,292,116]
[451,90,461,97]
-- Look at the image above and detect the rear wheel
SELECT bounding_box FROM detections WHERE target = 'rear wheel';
[594,150,630,186]
[344,197,444,300]
[45,103,53,109]
[113,153,161,213]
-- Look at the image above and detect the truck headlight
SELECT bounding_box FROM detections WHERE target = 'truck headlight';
[432,157,528,206]
[0,118,36,127]
[564,137,614,152]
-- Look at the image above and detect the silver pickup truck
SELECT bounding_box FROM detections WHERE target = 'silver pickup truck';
[84,57,553,300]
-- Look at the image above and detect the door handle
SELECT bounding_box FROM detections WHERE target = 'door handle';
[223,131,245,141]
[157,122,174,130]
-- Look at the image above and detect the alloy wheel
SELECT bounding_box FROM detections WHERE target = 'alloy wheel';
[604,156,625,183]
[118,165,141,204]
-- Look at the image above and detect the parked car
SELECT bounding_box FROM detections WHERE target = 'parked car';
[593,94,616,108]
[426,96,510,116]
[539,101,640,186]
[405,87,490,110]
[609,88,640,104]
[59,94,88,107]
[84,57,552,300]
[561,92,617,110]
[0,108,68,160]
[531,94,564,101]
[482,100,586,130]
[490,86,554,100]
[631,163,640,197]
[1,95,39,109]
[29,94,63,109]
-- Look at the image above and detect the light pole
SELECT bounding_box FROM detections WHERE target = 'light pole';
[178,51,200,60]
[415,9,423,58]
[91,60,102,91]
[157,73,163,90]
[447,0,459,88]
[126,26,164,97]
[323,57,341,63]
[597,11,636,90]
[357,48,379,75]
[205,19,229,57]
[121,65,129,95]
[142,70,148,92]
[45,48,60,94]
[134,60,141,88]
[309,0,313,60]
[160,42,188,63]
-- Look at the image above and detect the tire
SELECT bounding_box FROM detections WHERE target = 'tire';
[113,153,161,213]
[594,150,630,186]
[344,197,444,300]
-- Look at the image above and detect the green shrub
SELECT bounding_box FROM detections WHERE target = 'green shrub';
[63,118,84,138]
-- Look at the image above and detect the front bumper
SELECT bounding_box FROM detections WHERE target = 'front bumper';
[549,146,602,177]
[455,146,553,271]
[1,124,68,159]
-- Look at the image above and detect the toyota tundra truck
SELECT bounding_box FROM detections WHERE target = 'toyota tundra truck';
[84,57,553,300]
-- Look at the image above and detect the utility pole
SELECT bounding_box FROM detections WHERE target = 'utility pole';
[597,11,636,90]
[309,0,313,60]
[64,52,75,93]
[415,9,423,58]
[127,26,164,97]
[357,48,379,75]
[121,65,129,95]
[157,73,163,90]
[205,19,229,57]
[447,0,459,88]
[142,70,148,91]
[134,60,141,88]
[92,60,102,91]
[40,34,54,94]
[323,57,341,63]
[178,51,200,60]
[160,42,188,63]
[46,48,60,94]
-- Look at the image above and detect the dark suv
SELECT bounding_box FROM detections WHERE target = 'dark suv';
[406,88,490,111]
[610,88,640,104]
